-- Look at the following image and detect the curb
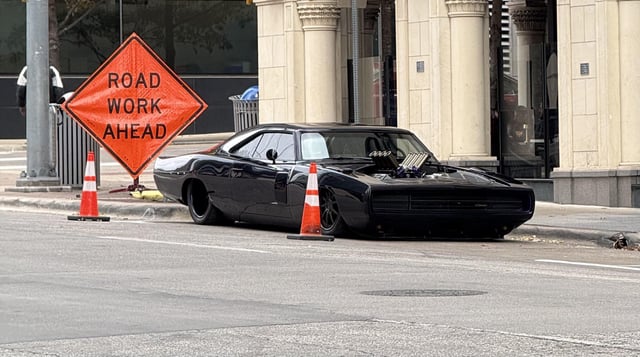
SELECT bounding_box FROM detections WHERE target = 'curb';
[513,224,640,247]
[0,196,190,221]
[2,193,638,246]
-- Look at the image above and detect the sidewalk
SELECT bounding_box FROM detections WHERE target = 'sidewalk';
[1,134,639,247]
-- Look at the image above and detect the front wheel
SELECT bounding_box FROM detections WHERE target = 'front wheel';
[187,180,223,225]
[320,189,346,236]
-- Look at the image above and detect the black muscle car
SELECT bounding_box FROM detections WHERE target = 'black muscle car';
[153,123,535,238]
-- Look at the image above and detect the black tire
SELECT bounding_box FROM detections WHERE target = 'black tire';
[320,189,346,236]
[187,180,222,225]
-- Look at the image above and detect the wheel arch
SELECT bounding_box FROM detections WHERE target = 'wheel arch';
[317,174,370,232]
[181,178,199,204]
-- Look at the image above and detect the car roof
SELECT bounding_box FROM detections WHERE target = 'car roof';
[220,122,433,158]
[253,122,412,133]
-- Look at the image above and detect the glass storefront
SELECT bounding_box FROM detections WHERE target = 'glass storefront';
[498,43,558,179]
[0,0,257,75]
[0,0,257,138]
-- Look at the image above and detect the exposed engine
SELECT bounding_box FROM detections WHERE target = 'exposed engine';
[367,150,503,185]
[369,151,436,178]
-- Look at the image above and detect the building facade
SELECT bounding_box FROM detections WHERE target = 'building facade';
[3,0,639,207]
[252,0,640,208]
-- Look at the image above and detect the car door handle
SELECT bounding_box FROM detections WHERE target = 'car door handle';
[231,168,243,178]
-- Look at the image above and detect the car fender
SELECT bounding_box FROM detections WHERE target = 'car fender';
[316,167,372,231]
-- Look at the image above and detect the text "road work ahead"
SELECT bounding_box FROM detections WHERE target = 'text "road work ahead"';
[103,72,166,140]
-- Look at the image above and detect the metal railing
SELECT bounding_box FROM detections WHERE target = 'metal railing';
[51,104,101,188]
[228,95,259,132]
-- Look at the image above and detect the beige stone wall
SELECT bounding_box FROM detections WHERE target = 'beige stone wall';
[395,0,444,157]
[557,0,601,169]
[396,0,493,168]
[255,0,345,124]
[554,0,640,206]
[619,0,640,165]
[254,0,305,124]
[557,0,640,170]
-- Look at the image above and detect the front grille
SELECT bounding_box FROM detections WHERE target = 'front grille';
[372,189,531,213]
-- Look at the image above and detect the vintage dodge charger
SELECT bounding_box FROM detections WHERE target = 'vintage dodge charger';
[153,123,535,238]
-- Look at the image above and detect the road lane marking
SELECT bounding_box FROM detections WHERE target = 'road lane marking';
[537,259,640,271]
[0,158,24,162]
[0,163,123,171]
[98,235,271,254]
[377,319,632,350]
[0,159,125,166]
[0,165,26,170]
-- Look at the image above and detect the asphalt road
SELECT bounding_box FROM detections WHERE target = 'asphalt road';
[1,208,639,356]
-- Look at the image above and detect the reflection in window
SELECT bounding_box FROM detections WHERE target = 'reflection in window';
[301,131,431,161]
[233,132,294,162]
[301,133,329,160]
[0,0,257,75]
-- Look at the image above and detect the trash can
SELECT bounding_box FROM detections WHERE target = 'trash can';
[52,103,101,188]
[229,85,259,132]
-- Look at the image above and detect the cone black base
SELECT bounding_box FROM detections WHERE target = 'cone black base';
[68,215,111,222]
[287,233,334,241]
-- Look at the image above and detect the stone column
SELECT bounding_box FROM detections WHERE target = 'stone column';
[445,0,495,168]
[298,0,340,122]
[508,1,546,108]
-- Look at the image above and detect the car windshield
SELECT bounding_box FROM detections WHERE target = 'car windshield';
[300,131,434,162]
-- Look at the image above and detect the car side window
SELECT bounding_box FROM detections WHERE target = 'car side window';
[232,132,295,161]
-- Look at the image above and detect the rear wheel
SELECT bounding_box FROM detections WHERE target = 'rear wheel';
[187,180,223,225]
[320,189,346,236]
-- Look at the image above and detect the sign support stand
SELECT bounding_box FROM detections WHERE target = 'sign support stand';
[109,177,145,193]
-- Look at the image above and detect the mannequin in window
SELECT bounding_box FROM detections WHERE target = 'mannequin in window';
[16,65,64,116]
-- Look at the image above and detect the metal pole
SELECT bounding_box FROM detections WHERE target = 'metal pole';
[119,0,123,44]
[351,0,360,124]
[24,0,55,181]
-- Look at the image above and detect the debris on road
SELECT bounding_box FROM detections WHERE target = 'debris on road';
[608,232,640,251]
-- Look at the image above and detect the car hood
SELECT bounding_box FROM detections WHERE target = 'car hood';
[321,162,526,188]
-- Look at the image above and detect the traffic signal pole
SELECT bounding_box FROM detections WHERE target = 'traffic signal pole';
[351,0,360,124]
[19,0,59,186]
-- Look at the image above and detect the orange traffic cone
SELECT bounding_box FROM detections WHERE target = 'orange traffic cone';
[68,151,110,222]
[287,162,333,241]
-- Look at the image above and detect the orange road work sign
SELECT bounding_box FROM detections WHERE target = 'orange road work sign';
[63,33,208,178]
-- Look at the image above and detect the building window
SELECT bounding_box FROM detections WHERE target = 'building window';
[0,0,257,75]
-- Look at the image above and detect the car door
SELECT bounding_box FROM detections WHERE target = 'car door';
[229,131,295,224]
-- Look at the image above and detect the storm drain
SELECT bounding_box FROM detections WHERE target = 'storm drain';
[361,289,487,297]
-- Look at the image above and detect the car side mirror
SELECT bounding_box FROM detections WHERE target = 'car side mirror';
[266,149,278,164]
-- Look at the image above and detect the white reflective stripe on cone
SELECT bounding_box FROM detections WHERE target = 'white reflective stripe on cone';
[305,195,319,206]
[83,180,97,192]
[85,162,95,176]
[307,173,318,190]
